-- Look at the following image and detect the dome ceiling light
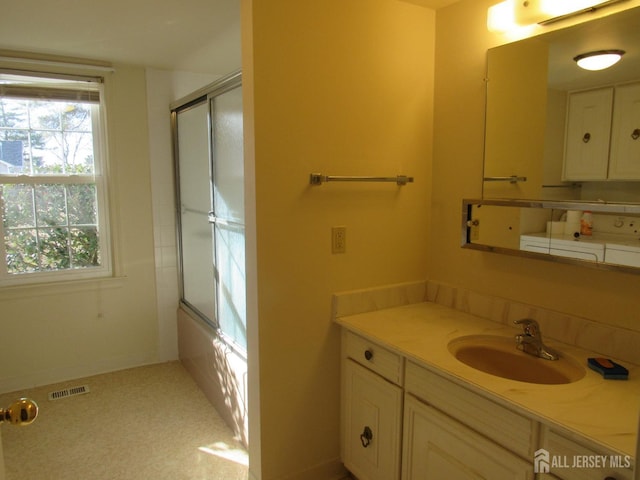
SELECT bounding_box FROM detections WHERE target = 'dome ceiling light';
[573,50,625,71]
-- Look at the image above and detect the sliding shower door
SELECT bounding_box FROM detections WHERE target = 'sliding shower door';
[209,84,246,350]
[175,100,216,322]
[173,72,246,353]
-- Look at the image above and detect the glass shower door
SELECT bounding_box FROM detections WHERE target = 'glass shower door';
[210,85,246,351]
[175,101,216,322]
[174,74,245,354]
[173,73,248,442]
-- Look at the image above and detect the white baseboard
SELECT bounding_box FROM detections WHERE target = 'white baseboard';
[0,353,157,394]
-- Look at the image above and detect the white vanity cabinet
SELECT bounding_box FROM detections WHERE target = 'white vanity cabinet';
[402,395,532,479]
[537,427,634,480]
[520,233,605,262]
[604,242,640,268]
[402,361,534,480]
[339,328,635,480]
[341,331,404,480]
[563,83,640,181]
[340,331,535,480]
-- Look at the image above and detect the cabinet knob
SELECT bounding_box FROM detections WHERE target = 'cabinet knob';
[631,128,640,140]
[582,132,591,143]
[360,426,373,447]
[364,349,373,361]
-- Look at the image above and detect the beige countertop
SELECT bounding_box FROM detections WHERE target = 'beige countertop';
[335,301,640,458]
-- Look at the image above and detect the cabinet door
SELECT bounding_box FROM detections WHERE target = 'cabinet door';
[609,82,640,179]
[540,428,634,480]
[563,88,613,181]
[342,359,402,480]
[402,395,533,480]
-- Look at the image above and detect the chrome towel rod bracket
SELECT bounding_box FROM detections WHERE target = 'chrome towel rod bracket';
[310,173,414,186]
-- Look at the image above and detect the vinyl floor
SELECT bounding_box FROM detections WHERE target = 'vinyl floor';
[0,361,248,480]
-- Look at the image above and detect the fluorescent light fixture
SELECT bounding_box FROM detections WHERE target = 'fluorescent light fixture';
[573,50,625,70]
[488,0,626,32]
[515,0,609,25]
[487,0,517,32]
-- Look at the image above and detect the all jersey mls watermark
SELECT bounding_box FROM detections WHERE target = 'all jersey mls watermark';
[534,448,632,474]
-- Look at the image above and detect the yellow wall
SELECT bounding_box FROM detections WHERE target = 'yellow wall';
[6,2,640,479]
[243,0,434,477]
[431,0,640,332]
[0,64,159,392]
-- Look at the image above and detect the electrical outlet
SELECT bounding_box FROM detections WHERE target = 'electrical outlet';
[332,226,346,254]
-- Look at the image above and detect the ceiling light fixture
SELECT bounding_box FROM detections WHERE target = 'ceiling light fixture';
[487,0,627,33]
[573,50,625,71]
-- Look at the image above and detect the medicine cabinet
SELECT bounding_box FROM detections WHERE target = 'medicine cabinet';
[462,199,640,274]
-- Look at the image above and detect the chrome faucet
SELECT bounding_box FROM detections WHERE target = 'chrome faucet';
[514,319,558,360]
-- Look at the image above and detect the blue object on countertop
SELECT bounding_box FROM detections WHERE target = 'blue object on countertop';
[587,357,629,380]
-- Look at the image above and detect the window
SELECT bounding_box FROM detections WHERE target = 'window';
[0,71,110,285]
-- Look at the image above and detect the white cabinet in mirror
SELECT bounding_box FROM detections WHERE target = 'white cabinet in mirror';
[564,83,640,182]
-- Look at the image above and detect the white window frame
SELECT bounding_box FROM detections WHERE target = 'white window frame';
[0,72,112,286]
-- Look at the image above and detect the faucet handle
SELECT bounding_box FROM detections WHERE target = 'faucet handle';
[514,318,540,336]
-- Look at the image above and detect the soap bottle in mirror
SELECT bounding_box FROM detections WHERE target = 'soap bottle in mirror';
[580,211,593,236]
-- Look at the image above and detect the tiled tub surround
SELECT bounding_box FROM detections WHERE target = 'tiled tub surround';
[178,307,248,447]
[333,280,640,459]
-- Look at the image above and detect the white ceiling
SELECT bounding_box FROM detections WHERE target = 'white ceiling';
[0,0,242,75]
[0,0,458,75]
[533,7,640,91]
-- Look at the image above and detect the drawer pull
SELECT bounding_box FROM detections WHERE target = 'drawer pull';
[632,128,640,140]
[364,349,373,361]
[360,426,373,447]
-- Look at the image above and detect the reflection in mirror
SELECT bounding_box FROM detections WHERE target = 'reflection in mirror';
[462,199,640,273]
[483,6,640,203]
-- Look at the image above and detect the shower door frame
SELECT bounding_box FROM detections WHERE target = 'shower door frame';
[171,70,246,357]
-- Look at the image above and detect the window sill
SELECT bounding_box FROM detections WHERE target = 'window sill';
[0,275,127,301]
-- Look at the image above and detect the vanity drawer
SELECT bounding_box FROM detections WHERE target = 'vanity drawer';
[405,360,536,459]
[539,427,633,480]
[342,330,404,385]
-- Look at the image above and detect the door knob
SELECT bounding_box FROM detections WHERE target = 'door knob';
[0,398,38,426]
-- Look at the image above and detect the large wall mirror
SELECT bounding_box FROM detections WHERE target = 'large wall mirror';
[463,6,640,274]
[483,5,640,202]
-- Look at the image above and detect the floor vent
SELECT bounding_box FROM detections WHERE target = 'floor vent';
[48,385,90,401]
